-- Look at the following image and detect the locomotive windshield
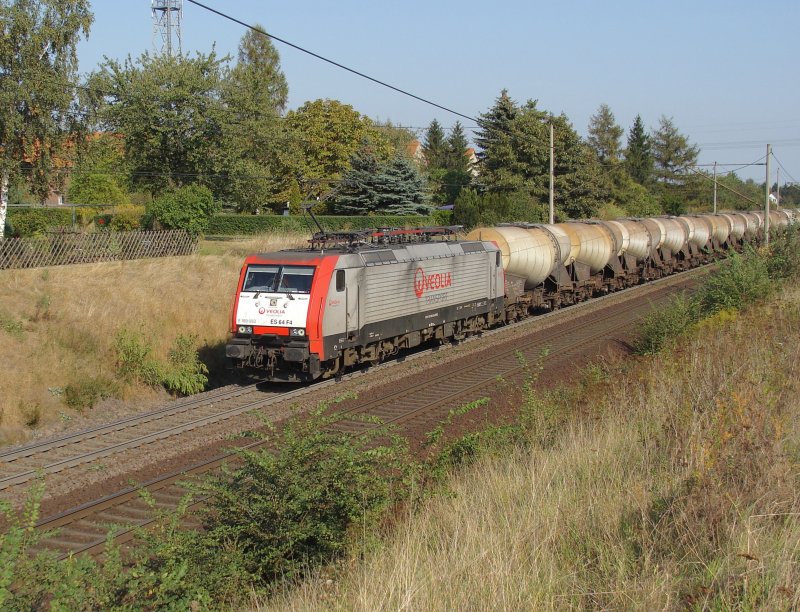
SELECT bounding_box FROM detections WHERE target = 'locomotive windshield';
[243,264,315,294]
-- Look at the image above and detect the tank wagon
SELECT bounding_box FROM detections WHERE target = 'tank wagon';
[227,209,791,382]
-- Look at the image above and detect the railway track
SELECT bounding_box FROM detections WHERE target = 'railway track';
[0,382,307,491]
[26,265,711,560]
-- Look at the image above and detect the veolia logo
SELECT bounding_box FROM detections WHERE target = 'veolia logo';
[414,267,452,298]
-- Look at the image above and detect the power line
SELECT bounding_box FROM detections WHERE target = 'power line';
[184,0,478,124]
[771,153,798,184]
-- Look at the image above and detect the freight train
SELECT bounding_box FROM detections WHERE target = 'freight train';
[225,209,798,382]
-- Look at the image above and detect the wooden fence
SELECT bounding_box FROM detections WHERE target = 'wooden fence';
[0,230,198,270]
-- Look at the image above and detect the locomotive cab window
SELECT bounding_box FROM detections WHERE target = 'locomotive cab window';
[336,269,345,292]
[496,251,501,267]
[243,265,279,292]
[242,264,315,294]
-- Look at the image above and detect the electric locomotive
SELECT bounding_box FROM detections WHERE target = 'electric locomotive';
[225,227,504,382]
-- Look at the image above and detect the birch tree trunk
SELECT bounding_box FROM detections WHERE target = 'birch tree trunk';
[0,171,8,240]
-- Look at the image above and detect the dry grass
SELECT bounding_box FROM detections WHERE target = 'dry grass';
[0,231,309,445]
[260,285,800,611]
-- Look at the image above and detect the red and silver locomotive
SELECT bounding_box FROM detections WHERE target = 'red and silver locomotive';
[226,227,505,382]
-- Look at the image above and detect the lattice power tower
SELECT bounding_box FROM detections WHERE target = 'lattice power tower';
[152,0,182,57]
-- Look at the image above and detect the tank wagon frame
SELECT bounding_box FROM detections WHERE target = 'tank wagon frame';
[227,210,793,382]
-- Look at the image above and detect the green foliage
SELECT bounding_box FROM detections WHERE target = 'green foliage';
[284,99,398,200]
[0,0,93,205]
[695,249,772,315]
[624,114,653,186]
[651,115,699,186]
[765,225,800,280]
[422,118,448,169]
[6,207,72,236]
[63,376,118,411]
[452,188,547,228]
[475,91,606,219]
[0,311,24,339]
[587,103,623,163]
[146,184,219,235]
[331,146,431,216]
[634,293,700,354]
[88,51,229,197]
[634,235,800,355]
[109,204,145,231]
[194,409,413,586]
[113,328,162,387]
[113,328,208,396]
[66,173,128,206]
[207,213,436,235]
[161,334,209,395]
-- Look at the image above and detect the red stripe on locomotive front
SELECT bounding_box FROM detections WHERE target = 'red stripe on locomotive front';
[231,253,339,360]
[306,255,339,359]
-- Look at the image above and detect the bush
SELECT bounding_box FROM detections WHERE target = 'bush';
[113,328,162,387]
[63,377,118,411]
[194,409,412,586]
[694,249,772,315]
[109,204,146,231]
[634,293,699,354]
[147,184,219,235]
[161,334,208,396]
[6,208,71,237]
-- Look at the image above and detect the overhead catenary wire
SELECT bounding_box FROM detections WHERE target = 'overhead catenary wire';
[184,0,479,125]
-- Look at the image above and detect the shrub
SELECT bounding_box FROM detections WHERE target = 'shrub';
[109,204,146,231]
[634,292,699,355]
[194,409,412,586]
[63,377,118,411]
[113,328,162,387]
[161,334,208,396]
[146,184,219,235]
[206,213,436,236]
[694,249,772,315]
[6,208,72,236]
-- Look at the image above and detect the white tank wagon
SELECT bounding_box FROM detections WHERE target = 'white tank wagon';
[466,225,558,288]
[658,217,688,254]
[702,214,732,245]
[769,210,789,229]
[720,213,747,241]
[614,219,652,260]
[541,223,580,266]
[557,222,614,273]
[678,215,710,247]
[640,217,666,251]
[739,212,760,236]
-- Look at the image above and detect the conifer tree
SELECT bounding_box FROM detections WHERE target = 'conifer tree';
[624,115,653,185]
[651,115,699,185]
[587,103,623,164]
[422,119,447,169]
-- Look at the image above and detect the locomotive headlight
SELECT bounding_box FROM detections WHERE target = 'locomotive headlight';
[238,325,253,334]
[290,328,306,337]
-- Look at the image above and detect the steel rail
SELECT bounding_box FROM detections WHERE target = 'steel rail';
[31,265,711,560]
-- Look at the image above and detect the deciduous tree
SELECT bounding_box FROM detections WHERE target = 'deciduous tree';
[0,0,93,236]
[88,51,228,197]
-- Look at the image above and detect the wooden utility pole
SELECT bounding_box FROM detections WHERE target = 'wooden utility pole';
[549,123,554,224]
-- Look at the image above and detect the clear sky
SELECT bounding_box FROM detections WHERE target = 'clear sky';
[77,1,799,186]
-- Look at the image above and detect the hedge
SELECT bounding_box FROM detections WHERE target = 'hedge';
[206,214,441,236]
[5,207,74,237]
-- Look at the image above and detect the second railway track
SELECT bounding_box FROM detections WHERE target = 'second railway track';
[25,265,711,560]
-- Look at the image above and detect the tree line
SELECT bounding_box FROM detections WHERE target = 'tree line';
[1,0,792,238]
